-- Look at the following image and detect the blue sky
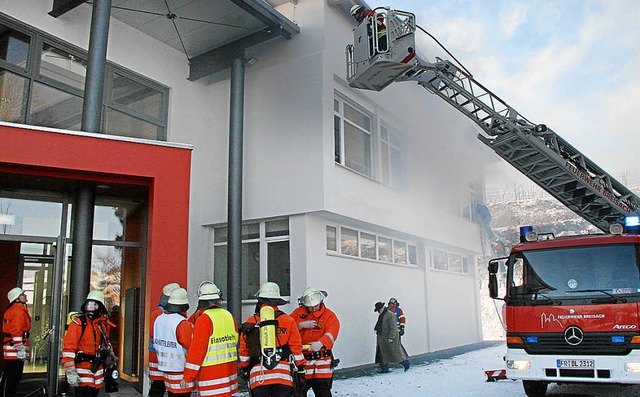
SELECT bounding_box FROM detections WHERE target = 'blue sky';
[368,0,640,185]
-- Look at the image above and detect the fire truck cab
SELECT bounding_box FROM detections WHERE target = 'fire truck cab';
[488,217,640,396]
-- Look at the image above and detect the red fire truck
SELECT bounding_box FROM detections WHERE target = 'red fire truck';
[488,219,640,396]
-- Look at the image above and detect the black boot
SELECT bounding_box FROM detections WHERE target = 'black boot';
[402,359,411,372]
[379,364,390,373]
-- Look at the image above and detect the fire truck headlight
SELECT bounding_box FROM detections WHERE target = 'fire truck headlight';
[506,360,530,370]
[625,362,640,373]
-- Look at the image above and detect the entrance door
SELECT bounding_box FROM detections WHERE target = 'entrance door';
[0,194,69,395]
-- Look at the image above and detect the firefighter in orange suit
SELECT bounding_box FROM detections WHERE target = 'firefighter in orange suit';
[187,280,217,325]
[148,282,180,397]
[1,287,31,397]
[183,282,239,397]
[154,287,194,396]
[291,288,340,397]
[62,290,116,397]
[239,282,306,397]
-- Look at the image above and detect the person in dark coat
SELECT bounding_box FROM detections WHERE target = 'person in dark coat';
[373,302,410,373]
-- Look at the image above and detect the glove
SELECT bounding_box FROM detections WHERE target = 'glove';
[16,346,27,361]
[296,367,306,390]
[309,341,324,352]
[298,320,317,330]
[65,366,80,387]
[104,354,118,368]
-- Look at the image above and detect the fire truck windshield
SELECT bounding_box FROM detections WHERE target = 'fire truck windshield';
[508,243,640,300]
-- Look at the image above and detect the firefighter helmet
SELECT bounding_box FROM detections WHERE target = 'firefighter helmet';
[7,287,24,303]
[255,282,288,305]
[301,287,328,307]
[162,282,180,296]
[198,281,221,300]
[86,290,106,305]
[350,5,362,16]
[166,287,189,312]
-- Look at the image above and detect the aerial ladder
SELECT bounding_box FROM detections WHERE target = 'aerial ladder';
[346,7,640,232]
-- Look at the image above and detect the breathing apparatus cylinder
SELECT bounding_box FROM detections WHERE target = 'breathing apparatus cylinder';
[259,305,277,368]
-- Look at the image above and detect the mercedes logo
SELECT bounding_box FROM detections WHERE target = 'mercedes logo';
[564,326,584,346]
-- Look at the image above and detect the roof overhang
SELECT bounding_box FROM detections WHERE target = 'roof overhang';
[49,0,300,82]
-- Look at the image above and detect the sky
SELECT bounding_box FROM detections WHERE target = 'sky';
[368,0,640,188]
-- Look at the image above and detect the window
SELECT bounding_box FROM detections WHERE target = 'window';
[431,248,472,274]
[327,225,417,265]
[213,219,290,300]
[334,95,372,177]
[0,16,169,140]
[381,124,404,189]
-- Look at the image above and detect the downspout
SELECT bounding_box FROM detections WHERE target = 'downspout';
[227,57,245,321]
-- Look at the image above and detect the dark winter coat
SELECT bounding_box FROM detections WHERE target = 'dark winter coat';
[374,308,408,364]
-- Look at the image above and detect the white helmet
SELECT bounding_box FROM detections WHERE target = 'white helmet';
[166,287,190,312]
[350,5,362,16]
[257,282,282,299]
[163,282,180,296]
[301,287,328,307]
[198,281,221,300]
[86,290,106,305]
[7,287,24,303]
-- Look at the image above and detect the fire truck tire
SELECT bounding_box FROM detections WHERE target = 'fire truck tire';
[522,380,548,397]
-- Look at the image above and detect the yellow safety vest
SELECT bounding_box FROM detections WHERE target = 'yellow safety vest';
[202,308,238,366]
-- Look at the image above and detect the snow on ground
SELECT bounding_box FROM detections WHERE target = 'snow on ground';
[326,343,640,397]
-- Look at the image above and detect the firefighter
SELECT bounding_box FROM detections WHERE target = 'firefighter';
[238,282,306,397]
[148,282,180,397]
[1,287,31,397]
[387,298,406,338]
[154,287,194,396]
[61,290,117,397]
[183,282,238,397]
[291,287,340,397]
[350,5,388,52]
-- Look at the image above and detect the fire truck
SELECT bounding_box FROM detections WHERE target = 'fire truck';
[346,6,640,397]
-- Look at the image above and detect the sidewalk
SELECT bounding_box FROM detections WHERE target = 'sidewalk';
[113,341,503,396]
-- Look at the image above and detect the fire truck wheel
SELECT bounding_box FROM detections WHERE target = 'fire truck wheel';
[522,380,548,397]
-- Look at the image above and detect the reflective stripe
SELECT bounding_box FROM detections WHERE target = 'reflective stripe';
[184,362,200,371]
[202,308,238,367]
[198,373,238,387]
[325,332,335,343]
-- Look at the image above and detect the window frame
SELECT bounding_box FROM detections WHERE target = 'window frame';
[213,218,291,300]
[333,93,373,177]
[0,14,169,140]
[430,248,472,274]
[326,224,418,266]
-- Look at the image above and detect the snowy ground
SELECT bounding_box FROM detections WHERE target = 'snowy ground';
[324,343,640,397]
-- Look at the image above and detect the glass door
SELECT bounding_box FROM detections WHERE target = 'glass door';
[0,193,69,395]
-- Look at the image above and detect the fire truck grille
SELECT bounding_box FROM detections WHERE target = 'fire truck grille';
[521,332,637,355]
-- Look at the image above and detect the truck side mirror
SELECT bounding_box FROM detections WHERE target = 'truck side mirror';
[489,274,499,299]
[488,261,499,274]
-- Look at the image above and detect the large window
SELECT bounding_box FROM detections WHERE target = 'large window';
[0,16,168,140]
[431,248,471,274]
[380,124,404,189]
[213,219,291,300]
[326,225,417,265]
[334,95,372,177]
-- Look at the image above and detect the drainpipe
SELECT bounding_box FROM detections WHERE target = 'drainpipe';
[70,0,111,311]
[227,57,245,322]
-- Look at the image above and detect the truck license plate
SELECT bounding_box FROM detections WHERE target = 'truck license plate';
[557,359,594,368]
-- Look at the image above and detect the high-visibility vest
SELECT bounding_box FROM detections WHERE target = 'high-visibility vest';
[155,313,187,372]
[202,308,238,366]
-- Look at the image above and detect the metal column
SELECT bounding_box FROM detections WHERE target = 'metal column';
[70,0,111,310]
[227,57,245,322]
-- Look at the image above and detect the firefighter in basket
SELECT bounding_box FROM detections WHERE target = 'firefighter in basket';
[238,282,306,397]
[290,287,340,397]
[61,290,118,397]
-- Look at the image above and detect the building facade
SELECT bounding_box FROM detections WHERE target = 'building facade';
[0,0,492,393]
